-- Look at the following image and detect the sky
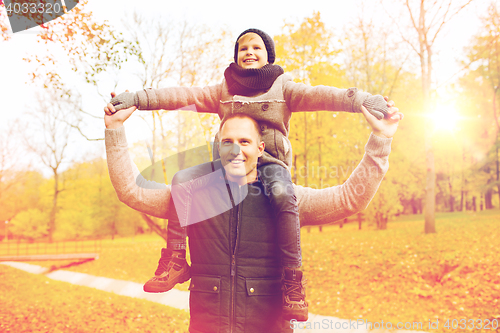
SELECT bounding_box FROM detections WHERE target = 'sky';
[0,0,491,171]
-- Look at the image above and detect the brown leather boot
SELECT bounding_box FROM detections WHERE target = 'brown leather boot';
[143,248,191,293]
[282,267,308,321]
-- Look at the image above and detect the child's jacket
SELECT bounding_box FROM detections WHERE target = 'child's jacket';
[135,74,371,170]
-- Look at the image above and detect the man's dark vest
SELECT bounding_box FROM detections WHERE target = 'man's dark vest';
[185,173,292,333]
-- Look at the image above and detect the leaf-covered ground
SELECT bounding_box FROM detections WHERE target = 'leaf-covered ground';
[16,210,500,332]
[0,265,189,332]
[302,210,500,332]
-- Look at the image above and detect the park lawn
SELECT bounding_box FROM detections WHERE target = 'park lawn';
[301,209,500,332]
[25,210,500,332]
[30,235,191,292]
[0,265,189,332]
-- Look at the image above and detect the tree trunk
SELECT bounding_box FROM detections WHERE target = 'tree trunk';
[48,170,59,243]
[423,47,436,233]
[379,217,388,230]
[424,110,436,233]
[448,177,454,212]
[111,220,116,240]
[485,188,493,209]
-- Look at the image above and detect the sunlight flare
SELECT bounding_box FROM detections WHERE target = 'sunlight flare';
[432,104,460,132]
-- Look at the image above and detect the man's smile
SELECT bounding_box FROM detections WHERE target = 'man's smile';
[229,158,245,165]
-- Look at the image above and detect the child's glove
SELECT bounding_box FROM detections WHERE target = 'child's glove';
[362,95,389,120]
[110,91,140,112]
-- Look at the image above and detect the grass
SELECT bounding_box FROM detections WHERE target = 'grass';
[29,235,191,291]
[302,209,500,332]
[0,264,189,332]
[7,209,500,332]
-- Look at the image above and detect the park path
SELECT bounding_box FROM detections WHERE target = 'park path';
[1,261,426,333]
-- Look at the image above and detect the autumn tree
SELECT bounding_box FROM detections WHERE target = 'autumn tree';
[275,12,345,188]
[0,124,45,237]
[385,0,474,233]
[342,8,410,97]
[24,0,140,141]
[0,125,20,215]
[461,2,500,208]
[54,157,144,239]
[119,14,231,240]
[341,7,422,227]
[20,89,79,242]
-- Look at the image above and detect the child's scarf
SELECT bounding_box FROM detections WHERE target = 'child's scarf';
[224,63,284,96]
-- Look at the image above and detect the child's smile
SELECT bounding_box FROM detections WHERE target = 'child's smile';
[237,33,269,69]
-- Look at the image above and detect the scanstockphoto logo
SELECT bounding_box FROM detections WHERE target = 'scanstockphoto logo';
[2,0,79,33]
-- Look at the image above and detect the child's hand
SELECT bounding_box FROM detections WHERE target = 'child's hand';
[104,92,137,129]
[361,96,403,139]
[362,95,389,120]
[109,91,139,113]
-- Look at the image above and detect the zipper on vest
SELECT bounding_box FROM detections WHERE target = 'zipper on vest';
[228,190,236,333]
[230,189,244,333]
[230,253,236,332]
[230,196,243,332]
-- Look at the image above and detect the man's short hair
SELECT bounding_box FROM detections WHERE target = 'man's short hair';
[219,114,263,142]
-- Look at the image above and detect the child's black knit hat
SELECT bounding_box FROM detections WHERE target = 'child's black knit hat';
[234,28,276,64]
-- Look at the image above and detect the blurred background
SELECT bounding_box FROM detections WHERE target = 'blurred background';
[1,1,499,332]
[1,0,496,240]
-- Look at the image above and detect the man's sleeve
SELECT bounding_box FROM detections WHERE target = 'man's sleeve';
[294,133,392,227]
[105,126,172,219]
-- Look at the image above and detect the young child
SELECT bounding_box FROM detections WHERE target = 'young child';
[109,28,390,321]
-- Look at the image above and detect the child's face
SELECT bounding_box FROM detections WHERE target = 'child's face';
[236,33,269,69]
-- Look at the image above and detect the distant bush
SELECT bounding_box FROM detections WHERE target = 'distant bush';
[9,208,49,240]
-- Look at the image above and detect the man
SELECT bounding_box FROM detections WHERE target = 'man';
[104,97,402,332]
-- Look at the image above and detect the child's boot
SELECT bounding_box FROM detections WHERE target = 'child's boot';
[143,248,191,293]
[282,267,308,321]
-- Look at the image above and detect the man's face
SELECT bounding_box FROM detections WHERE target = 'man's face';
[219,117,264,185]
[236,33,269,69]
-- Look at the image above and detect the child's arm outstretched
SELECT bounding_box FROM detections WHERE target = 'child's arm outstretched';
[284,79,389,119]
[106,84,224,115]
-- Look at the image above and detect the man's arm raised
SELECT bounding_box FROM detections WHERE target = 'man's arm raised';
[295,99,403,227]
[105,94,172,219]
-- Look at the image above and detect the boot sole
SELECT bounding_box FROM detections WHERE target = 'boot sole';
[143,269,191,293]
[283,307,308,322]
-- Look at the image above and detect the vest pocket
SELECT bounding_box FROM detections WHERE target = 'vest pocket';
[243,277,283,333]
[189,275,221,332]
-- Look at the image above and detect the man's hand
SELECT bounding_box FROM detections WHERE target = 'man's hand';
[104,92,137,129]
[361,96,403,139]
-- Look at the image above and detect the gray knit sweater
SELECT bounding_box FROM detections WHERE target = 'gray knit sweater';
[105,126,391,226]
[134,74,371,170]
